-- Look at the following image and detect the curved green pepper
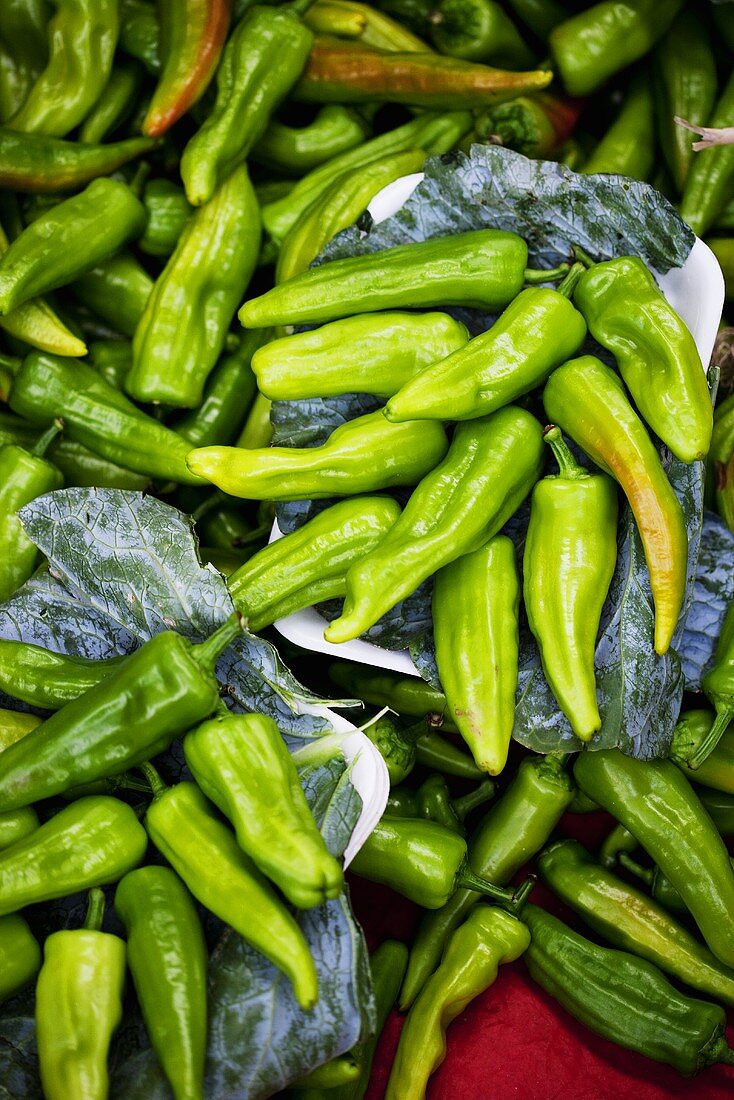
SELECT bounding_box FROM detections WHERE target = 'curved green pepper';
[0,707,42,752]
[252,311,468,402]
[325,406,544,644]
[691,602,734,767]
[0,640,123,710]
[386,906,529,1100]
[175,332,264,450]
[0,914,41,1004]
[329,662,458,732]
[599,821,638,868]
[670,708,734,792]
[680,71,734,238]
[144,770,319,1010]
[388,775,494,835]
[252,104,368,176]
[0,806,39,850]
[364,715,484,781]
[0,129,154,193]
[0,0,50,121]
[306,0,429,51]
[475,90,581,159]
[89,339,132,390]
[115,867,208,1100]
[119,0,160,73]
[139,179,192,258]
[79,60,143,144]
[70,251,153,340]
[582,75,655,180]
[430,0,535,69]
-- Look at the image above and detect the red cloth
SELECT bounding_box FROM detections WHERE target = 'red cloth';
[351,812,734,1100]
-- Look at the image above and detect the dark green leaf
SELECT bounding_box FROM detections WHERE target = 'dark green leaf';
[679,512,734,690]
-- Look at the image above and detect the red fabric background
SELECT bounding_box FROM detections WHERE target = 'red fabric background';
[350,811,734,1100]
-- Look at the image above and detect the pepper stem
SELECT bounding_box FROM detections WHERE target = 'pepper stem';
[688,707,734,770]
[191,611,245,670]
[599,823,637,869]
[457,864,521,906]
[523,263,571,285]
[511,875,537,911]
[572,244,595,269]
[32,418,64,457]
[555,261,585,299]
[84,888,106,931]
[618,853,653,886]
[453,780,495,822]
[543,425,588,480]
[139,761,167,797]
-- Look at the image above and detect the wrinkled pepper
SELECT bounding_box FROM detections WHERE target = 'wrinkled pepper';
[680,71,734,238]
[475,89,581,158]
[175,331,264,450]
[0,0,49,121]
[0,129,154,193]
[119,0,160,73]
[618,852,703,917]
[306,0,429,51]
[252,103,369,176]
[430,0,535,69]
[0,640,123,710]
[139,179,192,258]
[387,776,495,835]
[70,251,153,341]
[0,914,41,1005]
[671,709,734,792]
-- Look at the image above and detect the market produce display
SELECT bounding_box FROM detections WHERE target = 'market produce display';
[0,0,733,1098]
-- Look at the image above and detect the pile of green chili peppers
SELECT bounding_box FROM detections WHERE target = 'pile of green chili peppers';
[0,0,733,1096]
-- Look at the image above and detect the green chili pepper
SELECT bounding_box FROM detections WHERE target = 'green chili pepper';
[0,797,147,912]
[0,640,124,711]
[680,71,734,238]
[115,867,208,1100]
[48,436,151,491]
[599,822,638,869]
[9,351,206,485]
[143,0,230,137]
[128,163,260,409]
[362,714,423,785]
[400,752,574,1009]
[139,179,192,258]
[325,407,544,644]
[242,228,558,328]
[698,788,734,835]
[261,109,471,243]
[0,1,49,121]
[548,0,683,98]
[143,767,319,1010]
[384,264,584,422]
[544,356,688,656]
[414,774,495,834]
[70,252,153,342]
[197,504,260,551]
[188,410,448,501]
[181,5,313,207]
[523,426,618,742]
[89,339,132,390]
[430,0,535,69]
[574,748,734,967]
[9,0,119,137]
[36,890,126,1100]
[619,852,693,916]
[288,1058,360,1091]
[524,903,734,1075]
[373,0,431,36]
[350,815,532,910]
[0,806,39,850]
[475,90,581,158]
[689,601,734,767]
[252,104,369,176]
[0,707,42,753]
[581,75,655,180]
[329,662,459,732]
[79,60,143,144]
[119,0,160,73]
[0,615,242,810]
[252,311,468,402]
[433,536,519,776]
[0,421,63,603]
[235,390,273,450]
[0,914,41,1005]
[310,0,430,51]
[175,333,263,450]
[573,256,712,464]
[386,906,529,1100]
[303,0,368,39]
[670,708,734,792]
[504,0,565,39]
[711,392,734,531]
[0,129,154,193]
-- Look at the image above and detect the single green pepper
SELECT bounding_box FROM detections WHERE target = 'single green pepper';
[252,104,368,176]
[386,906,529,1100]
[0,797,147,912]
[329,662,459,732]
[574,749,734,967]
[0,0,50,121]
[235,390,273,450]
[544,356,688,656]
[228,496,401,631]
[369,716,485,780]
[288,1058,360,1091]
[573,256,712,464]
[523,426,618,741]
[524,903,734,1075]
[548,0,683,98]
[0,806,39,850]
[0,615,242,810]
[433,535,519,776]
[325,407,543,644]
[115,867,208,1100]
[362,714,423,785]
[79,60,143,144]
[70,251,153,340]
[0,179,146,315]
[306,0,429,51]
[187,410,448,501]
[9,351,206,485]
[0,421,63,602]
[670,708,734,792]
[0,914,41,1004]
[175,332,264,450]
[242,229,553,328]
[252,311,468,402]
[475,90,581,159]
[139,179,192,258]
[197,504,261,552]
[680,71,734,238]
[89,339,132,390]
[119,0,160,73]
[9,0,119,137]
[581,75,655,180]
[400,752,574,1009]
[184,708,344,908]
[414,774,495,834]
[430,0,535,69]
[349,815,533,909]
[0,707,42,753]
[36,890,126,1100]
[693,602,734,767]
[128,163,261,409]
[599,821,638,868]
[0,129,154,193]
[384,266,585,423]
[143,769,318,1010]
[0,640,123,710]
[143,0,230,137]
[181,4,314,207]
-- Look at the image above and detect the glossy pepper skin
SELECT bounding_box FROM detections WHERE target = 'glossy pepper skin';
[181,5,313,207]
[36,890,126,1100]
[229,496,401,631]
[386,907,529,1100]
[188,411,448,501]
[698,789,734,836]
[433,536,520,776]
[144,773,318,1010]
[176,331,264,450]
[0,797,146,912]
[184,709,344,908]
[0,0,49,121]
[400,752,574,1009]
[573,257,712,464]
[79,60,143,144]
[119,0,160,73]
[680,72,734,239]
[70,251,153,340]
[306,0,429,51]
[0,806,39,851]
[475,90,582,159]
[544,356,688,656]
[430,0,535,69]
[139,179,192,258]
[252,104,368,176]
[0,615,241,810]
[128,163,260,409]
[242,229,531,328]
[387,776,495,836]
[548,0,683,98]
[9,351,206,486]
[0,179,146,315]
[695,602,734,767]
[524,903,734,1075]
[325,407,544,644]
[9,0,119,137]
[671,709,734,792]
[0,640,123,710]
[143,0,231,137]
[253,311,468,402]
[0,914,41,1004]
[581,75,655,180]
[539,839,734,1008]
[0,129,153,193]
[0,708,41,753]
[384,273,585,422]
[574,749,734,968]
[329,662,458,731]
[524,426,617,741]
[115,867,208,1100]
[363,715,484,781]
